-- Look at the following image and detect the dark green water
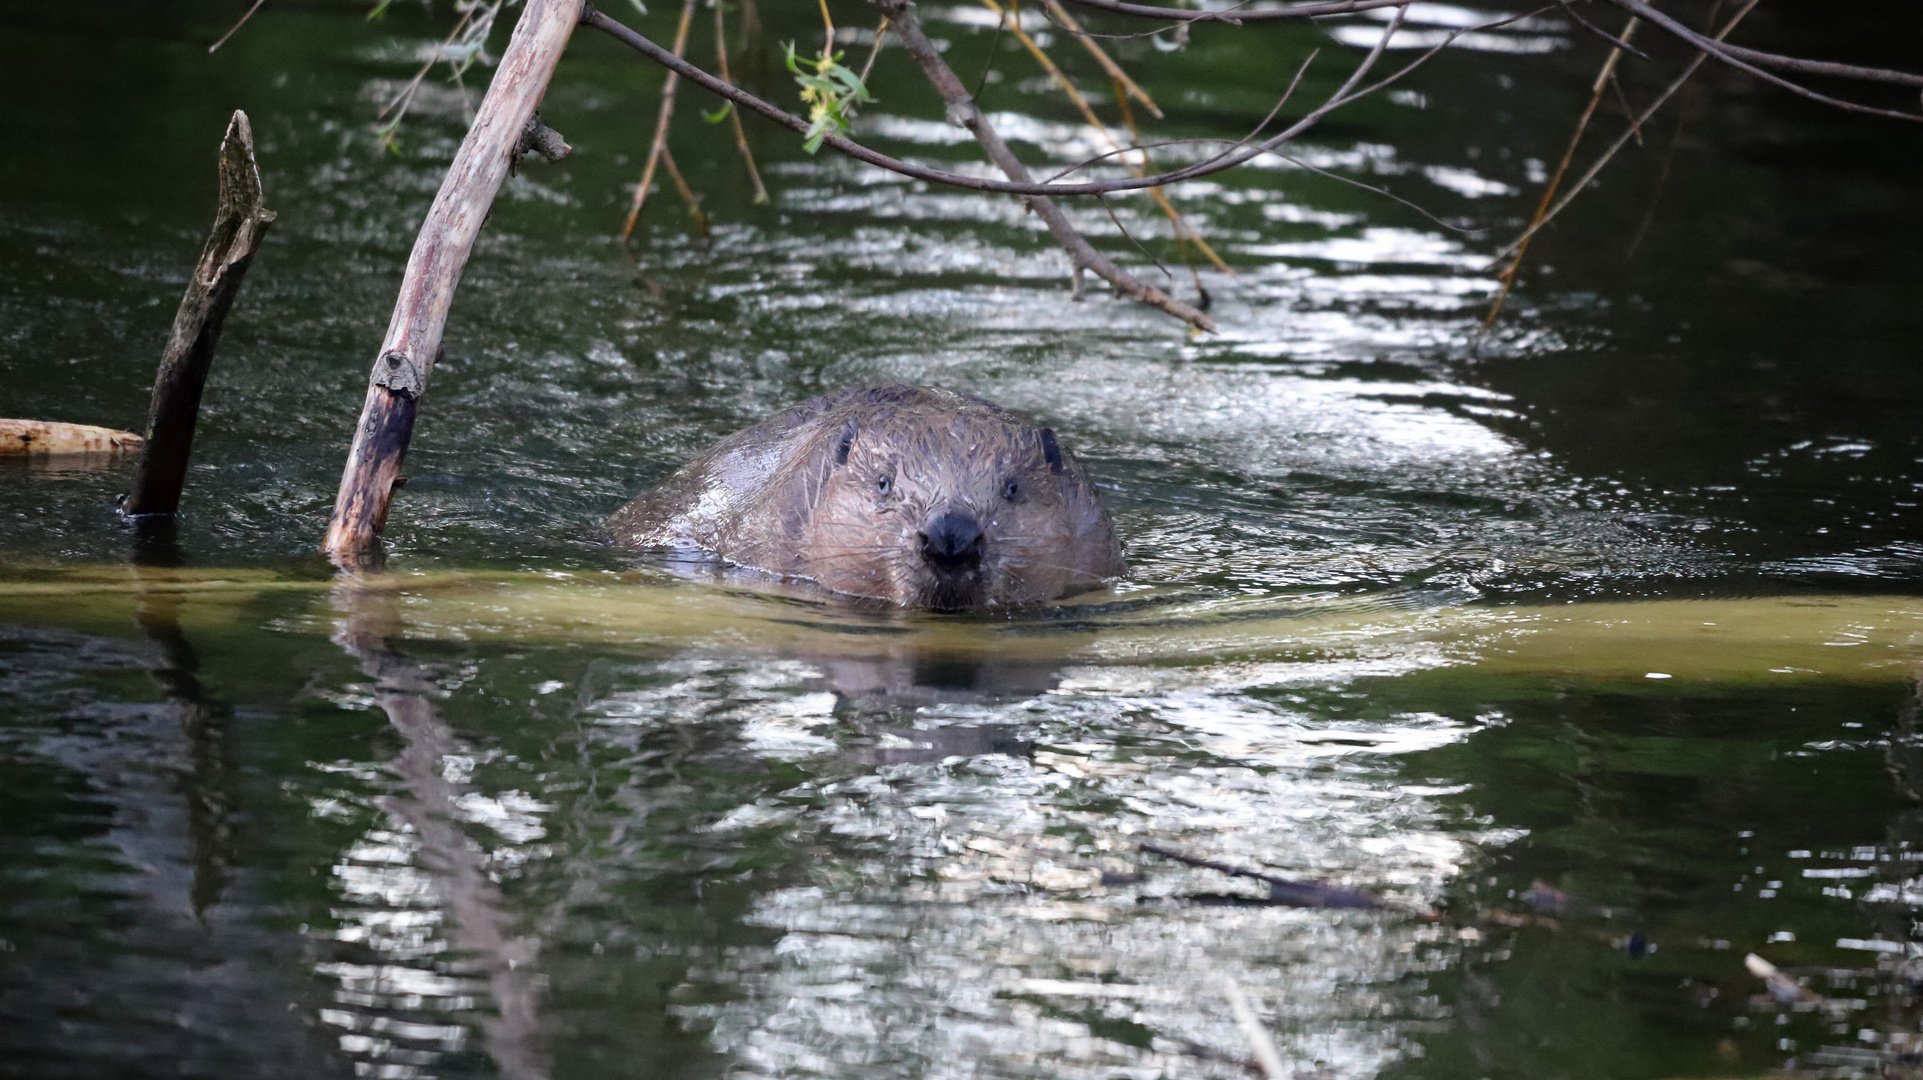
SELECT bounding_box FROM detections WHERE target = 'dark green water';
[2,2,1921,1077]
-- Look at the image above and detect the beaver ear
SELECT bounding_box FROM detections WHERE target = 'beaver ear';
[1039,428,1063,473]
[834,424,856,466]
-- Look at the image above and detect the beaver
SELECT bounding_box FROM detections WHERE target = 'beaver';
[606,385,1125,610]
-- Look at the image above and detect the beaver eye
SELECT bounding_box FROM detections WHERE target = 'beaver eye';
[876,475,891,495]
[1002,479,1020,501]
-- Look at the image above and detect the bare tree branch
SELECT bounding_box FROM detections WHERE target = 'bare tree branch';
[581,4,1422,198]
[1056,0,1419,25]
[1491,0,1761,263]
[1597,0,1923,120]
[877,0,1216,330]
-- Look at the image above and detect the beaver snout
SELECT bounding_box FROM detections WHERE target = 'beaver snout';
[919,510,985,573]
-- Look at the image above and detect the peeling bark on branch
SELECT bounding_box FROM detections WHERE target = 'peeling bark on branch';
[124,110,275,519]
[0,419,145,456]
[324,0,584,566]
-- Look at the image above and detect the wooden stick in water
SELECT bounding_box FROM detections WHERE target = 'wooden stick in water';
[123,110,275,518]
[0,419,144,456]
[323,0,583,566]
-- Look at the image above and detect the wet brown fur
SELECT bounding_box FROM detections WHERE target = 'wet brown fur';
[605,385,1126,610]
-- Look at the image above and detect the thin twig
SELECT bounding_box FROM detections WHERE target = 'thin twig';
[1042,0,1161,117]
[658,146,711,235]
[208,0,269,53]
[1490,0,1763,264]
[582,2,1471,198]
[983,0,1231,274]
[375,5,478,155]
[1222,978,1287,1080]
[1058,0,1420,24]
[1598,0,1923,120]
[1620,85,1693,264]
[1483,15,1637,328]
[619,0,698,241]
[858,15,890,84]
[714,0,770,204]
[881,0,1216,330]
[1114,80,1206,294]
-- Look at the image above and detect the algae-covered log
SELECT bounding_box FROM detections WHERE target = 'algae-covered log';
[0,566,1915,692]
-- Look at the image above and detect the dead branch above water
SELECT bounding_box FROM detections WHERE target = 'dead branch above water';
[581,3,1520,198]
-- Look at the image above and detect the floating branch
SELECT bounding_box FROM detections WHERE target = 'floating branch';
[1139,841,1386,909]
[0,419,145,456]
[124,110,276,519]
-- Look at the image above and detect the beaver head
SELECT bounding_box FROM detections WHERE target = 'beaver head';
[607,385,1126,611]
[794,389,1124,610]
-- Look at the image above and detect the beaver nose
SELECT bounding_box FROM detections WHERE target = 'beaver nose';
[919,510,984,572]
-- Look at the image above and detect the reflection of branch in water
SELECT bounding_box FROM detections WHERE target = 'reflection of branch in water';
[1140,841,1386,909]
[331,580,549,1080]
[134,572,235,917]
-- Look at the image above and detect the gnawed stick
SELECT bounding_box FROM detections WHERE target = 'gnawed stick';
[618,0,697,241]
[0,419,144,456]
[876,0,1215,332]
[123,110,275,519]
[323,0,582,566]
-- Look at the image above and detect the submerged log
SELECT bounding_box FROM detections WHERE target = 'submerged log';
[123,110,276,518]
[323,0,583,567]
[0,419,145,456]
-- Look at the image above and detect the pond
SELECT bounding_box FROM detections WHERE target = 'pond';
[2,2,1921,1078]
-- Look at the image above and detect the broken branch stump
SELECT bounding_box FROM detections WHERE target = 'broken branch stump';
[323,0,584,567]
[122,110,275,518]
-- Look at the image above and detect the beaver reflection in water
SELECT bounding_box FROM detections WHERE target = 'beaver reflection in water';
[606,385,1125,610]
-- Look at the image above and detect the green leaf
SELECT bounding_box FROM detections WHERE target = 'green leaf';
[704,102,733,124]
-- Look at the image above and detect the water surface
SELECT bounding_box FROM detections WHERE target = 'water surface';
[2,2,1921,1077]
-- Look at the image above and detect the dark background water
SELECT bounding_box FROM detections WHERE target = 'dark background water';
[2,1,1921,1077]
